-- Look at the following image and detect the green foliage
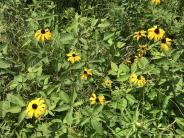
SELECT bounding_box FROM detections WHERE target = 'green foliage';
[0,0,184,137]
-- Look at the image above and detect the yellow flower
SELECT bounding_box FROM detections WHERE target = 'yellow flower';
[137,76,146,87]
[130,73,146,87]
[104,79,112,87]
[89,93,97,105]
[161,44,170,52]
[89,93,105,105]
[26,98,47,119]
[133,30,147,41]
[150,0,160,5]
[148,26,165,42]
[130,73,138,84]
[98,95,105,105]
[137,45,148,57]
[67,51,81,64]
[160,38,172,52]
[34,29,52,42]
[80,68,92,80]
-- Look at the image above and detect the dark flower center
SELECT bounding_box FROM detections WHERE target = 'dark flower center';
[84,71,87,74]
[138,32,141,36]
[96,98,99,103]
[161,38,166,43]
[32,104,38,109]
[154,29,160,34]
[72,54,76,57]
[137,75,141,79]
[41,29,46,34]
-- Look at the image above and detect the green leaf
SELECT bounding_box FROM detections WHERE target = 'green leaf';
[103,33,115,41]
[59,91,70,103]
[0,59,11,69]
[7,106,21,113]
[60,33,74,44]
[131,63,137,73]
[91,118,103,134]
[18,111,26,123]
[117,74,129,82]
[73,100,83,107]
[54,104,70,112]
[80,118,90,126]
[98,21,110,28]
[138,57,149,69]
[109,62,118,75]
[71,91,77,104]
[118,63,130,74]
[64,109,73,125]
[1,101,10,118]
[7,94,25,107]
[117,42,126,48]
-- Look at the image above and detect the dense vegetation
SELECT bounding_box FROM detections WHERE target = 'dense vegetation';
[0,0,184,137]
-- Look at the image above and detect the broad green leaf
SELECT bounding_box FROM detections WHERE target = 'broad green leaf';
[59,91,70,103]
[138,57,149,69]
[117,42,126,48]
[1,101,10,118]
[54,104,70,112]
[64,109,73,125]
[7,94,25,107]
[117,74,129,82]
[103,33,115,41]
[91,118,103,134]
[109,62,118,75]
[18,111,26,123]
[73,100,83,107]
[80,118,90,126]
[98,21,110,28]
[7,106,21,113]
[60,33,74,44]
[131,63,137,73]
[118,63,130,74]
[71,91,77,103]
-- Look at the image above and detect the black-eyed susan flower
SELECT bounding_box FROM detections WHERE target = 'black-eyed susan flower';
[160,38,172,52]
[130,73,146,87]
[150,0,160,5]
[137,45,148,57]
[136,76,146,87]
[34,29,52,42]
[148,26,165,42]
[89,93,97,105]
[104,79,112,87]
[133,30,147,41]
[67,51,81,64]
[98,95,105,105]
[130,73,138,85]
[89,93,105,105]
[26,98,47,119]
[80,67,92,80]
